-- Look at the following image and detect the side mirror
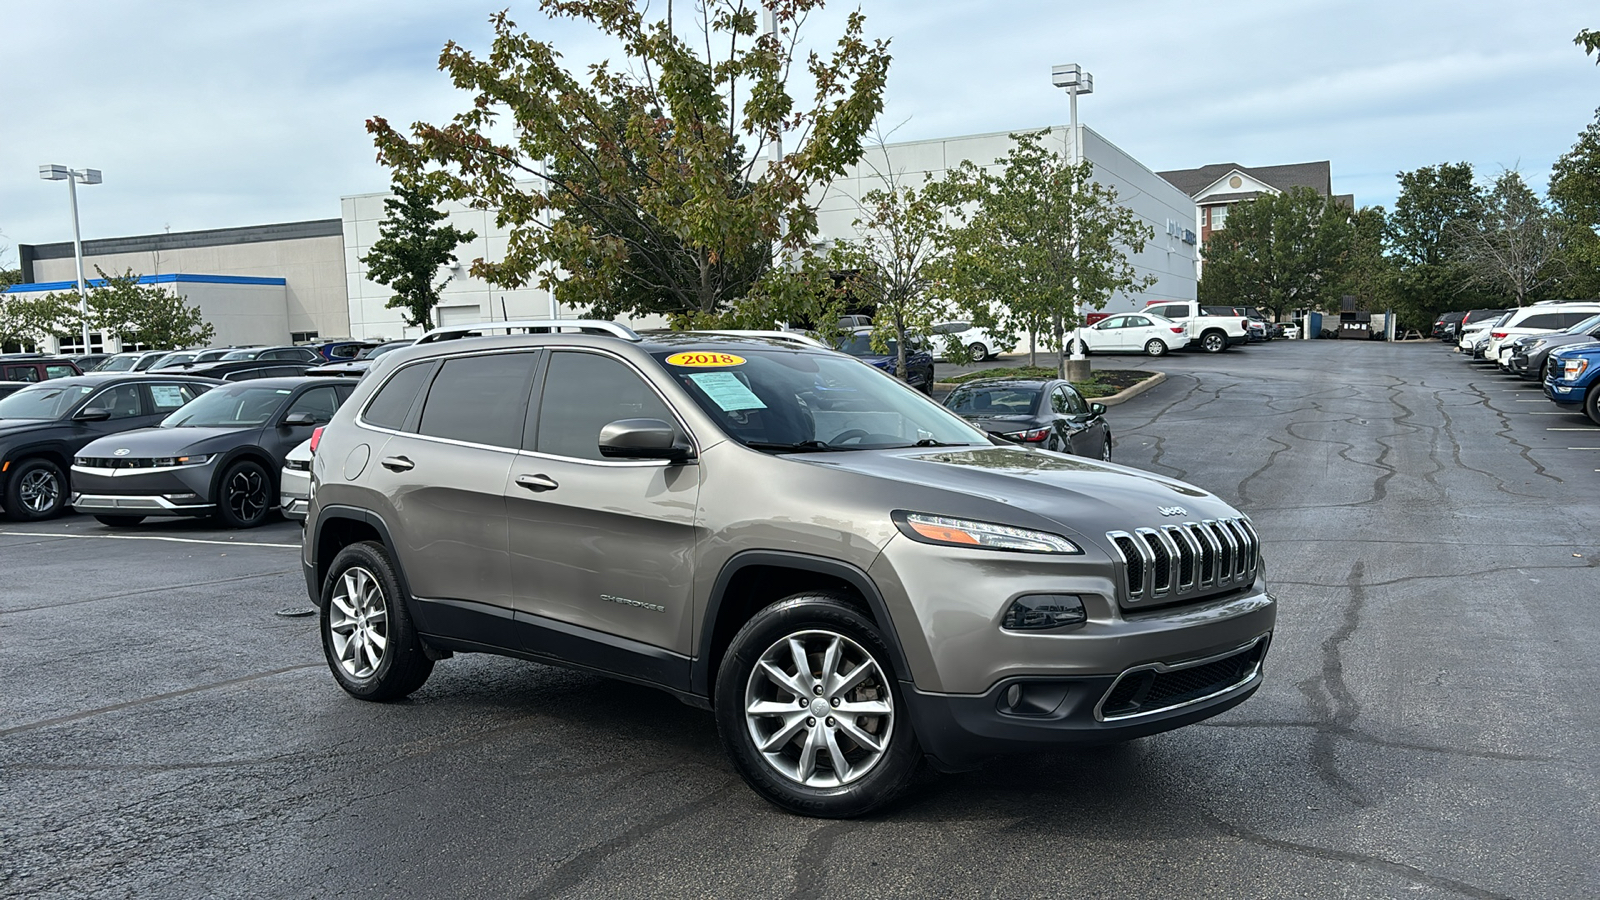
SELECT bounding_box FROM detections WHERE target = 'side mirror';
[1090,402,1107,417]
[598,418,694,462]
[73,407,111,422]
[283,412,318,427]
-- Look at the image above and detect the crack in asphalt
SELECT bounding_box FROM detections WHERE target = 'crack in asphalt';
[1198,811,1516,899]
[787,820,862,899]
[1296,561,1367,807]
[525,781,738,899]
[1268,560,1593,590]
[1235,435,1291,506]
[0,570,293,615]
[0,665,321,738]
[1465,381,1561,484]
[1200,720,1553,762]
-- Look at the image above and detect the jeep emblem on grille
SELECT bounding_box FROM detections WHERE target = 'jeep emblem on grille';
[1158,506,1187,517]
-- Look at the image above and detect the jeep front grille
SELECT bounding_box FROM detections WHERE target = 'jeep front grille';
[1106,518,1260,607]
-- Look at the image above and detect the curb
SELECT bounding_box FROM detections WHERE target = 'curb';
[1098,371,1167,407]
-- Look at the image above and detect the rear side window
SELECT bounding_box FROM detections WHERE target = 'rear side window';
[4,366,40,382]
[1519,313,1563,329]
[362,363,434,430]
[418,353,537,448]
[45,365,76,379]
[536,352,675,460]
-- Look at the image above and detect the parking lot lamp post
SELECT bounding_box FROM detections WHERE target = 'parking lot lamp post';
[39,165,102,354]
[1051,65,1092,381]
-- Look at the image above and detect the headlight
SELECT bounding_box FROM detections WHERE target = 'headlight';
[1562,359,1590,380]
[153,454,214,467]
[892,511,1082,554]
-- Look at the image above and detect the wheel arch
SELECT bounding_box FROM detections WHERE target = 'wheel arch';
[694,550,913,699]
[309,505,412,609]
[206,446,281,506]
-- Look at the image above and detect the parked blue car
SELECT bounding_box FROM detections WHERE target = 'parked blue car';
[1543,342,1600,424]
[835,328,936,394]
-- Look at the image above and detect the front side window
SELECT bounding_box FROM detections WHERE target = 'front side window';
[536,352,677,460]
[657,349,988,451]
[90,384,147,419]
[284,386,344,425]
[163,385,291,428]
[1097,317,1126,330]
[1056,386,1087,415]
[417,352,537,448]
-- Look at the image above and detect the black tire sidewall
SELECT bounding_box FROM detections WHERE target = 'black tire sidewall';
[318,541,433,702]
[1586,385,1600,426]
[4,458,65,521]
[1145,339,1166,357]
[714,594,920,818]
[1202,332,1226,353]
[215,460,271,528]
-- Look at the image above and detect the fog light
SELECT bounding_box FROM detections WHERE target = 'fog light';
[163,492,200,501]
[1002,594,1086,630]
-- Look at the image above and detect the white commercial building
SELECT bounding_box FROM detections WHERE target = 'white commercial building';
[812,124,1199,314]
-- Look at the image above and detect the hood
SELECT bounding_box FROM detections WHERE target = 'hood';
[796,445,1239,545]
[78,425,256,459]
[0,418,58,441]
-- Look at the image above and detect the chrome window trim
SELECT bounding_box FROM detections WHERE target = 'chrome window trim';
[1093,634,1269,723]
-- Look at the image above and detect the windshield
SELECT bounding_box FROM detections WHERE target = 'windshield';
[220,349,259,361]
[162,385,290,428]
[945,385,1041,416]
[0,383,95,419]
[359,341,409,360]
[151,353,194,368]
[654,349,987,451]
[97,356,137,372]
[836,334,906,357]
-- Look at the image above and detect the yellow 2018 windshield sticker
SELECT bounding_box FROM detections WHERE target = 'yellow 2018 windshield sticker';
[666,352,745,367]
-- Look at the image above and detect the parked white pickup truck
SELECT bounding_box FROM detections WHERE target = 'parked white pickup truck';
[1140,301,1250,353]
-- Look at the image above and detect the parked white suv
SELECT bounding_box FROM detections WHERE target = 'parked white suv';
[1483,302,1600,366]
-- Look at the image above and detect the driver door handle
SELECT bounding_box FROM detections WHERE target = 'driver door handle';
[380,455,414,472]
[516,474,559,492]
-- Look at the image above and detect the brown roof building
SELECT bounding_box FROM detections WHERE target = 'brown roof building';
[1156,160,1353,247]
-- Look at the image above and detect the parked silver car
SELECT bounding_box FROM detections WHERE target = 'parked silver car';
[302,321,1275,817]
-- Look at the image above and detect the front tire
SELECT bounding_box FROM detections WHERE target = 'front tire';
[1144,339,1168,357]
[1200,331,1227,353]
[3,458,66,522]
[1101,435,1113,461]
[715,594,920,818]
[94,515,145,527]
[215,460,272,529]
[320,541,434,701]
[1585,385,1600,427]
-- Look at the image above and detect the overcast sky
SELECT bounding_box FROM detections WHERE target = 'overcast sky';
[2,0,1595,264]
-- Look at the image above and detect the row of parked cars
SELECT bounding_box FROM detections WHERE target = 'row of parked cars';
[1441,300,1600,424]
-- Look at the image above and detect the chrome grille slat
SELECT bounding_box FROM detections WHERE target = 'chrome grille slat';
[1108,516,1260,608]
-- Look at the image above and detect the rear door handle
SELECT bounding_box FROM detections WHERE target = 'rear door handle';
[380,456,414,472]
[516,474,559,492]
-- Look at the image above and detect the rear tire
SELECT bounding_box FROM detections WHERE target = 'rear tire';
[94,515,145,527]
[967,341,989,361]
[3,458,66,522]
[320,541,434,701]
[1144,339,1168,357]
[1200,331,1227,353]
[715,594,920,818]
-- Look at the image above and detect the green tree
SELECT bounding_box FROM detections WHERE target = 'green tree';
[1550,108,1600,298]
[1450,171,1566,308]
[1387,162,1489,326]
[368,1,890,323]
[941,131,1153,377]
[1197,187,1355,320]
[1339,205,1403,322]
[361,181,479,329]
[78,268,216,349]
[1577,28,1600,62]
[0,292,75,351]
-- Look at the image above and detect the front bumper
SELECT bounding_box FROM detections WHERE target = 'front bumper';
[280,465,310,522]
[903,634,1270,770]
[69,463,216,518]
[1544,377,1587,406]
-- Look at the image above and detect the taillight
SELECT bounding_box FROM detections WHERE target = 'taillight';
[1491,331,1508,339]
[1003,427,1051,443]
[1241,319,1249,328]
[310,426,325,454]
[1171,327,1185,334]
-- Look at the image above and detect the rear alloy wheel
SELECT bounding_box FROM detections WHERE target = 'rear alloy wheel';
[1200,331,1227,353]
[320,541,433,701]
[1144,339,1168,357]
[94,515,145,528]
[1101,436,1113,461]
[716,594,920,817]
[967,341,989,361]
[216,460,272,529]
[3,458,66,522]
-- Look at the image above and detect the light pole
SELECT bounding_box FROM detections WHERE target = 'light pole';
[1051,64,1092,381]
[39,164,102,354]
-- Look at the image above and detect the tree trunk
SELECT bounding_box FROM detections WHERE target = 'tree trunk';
[1052,312,1066,380]
[1028,328,1037,368]
[895,325,909,383]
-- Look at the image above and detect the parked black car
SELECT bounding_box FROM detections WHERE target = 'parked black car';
[180,360,315,381]
[0,374,219,521]
[0,382,30,400]
[217,345,326,365]
[942,377,1112,459]
[72,377,356,528]
[1433,310,1467,341]
[835,328,936,393]
[1508,313,1600,380]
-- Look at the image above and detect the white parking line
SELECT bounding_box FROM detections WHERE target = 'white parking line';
[1569,447,1600,450]
[1547,427,1600,432]
[0,531,299,549]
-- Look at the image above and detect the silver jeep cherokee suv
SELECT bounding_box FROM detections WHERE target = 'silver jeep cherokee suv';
[302,320,1275,817]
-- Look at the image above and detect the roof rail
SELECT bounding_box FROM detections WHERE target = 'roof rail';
[416,319,642,344]
[687,329,830,349]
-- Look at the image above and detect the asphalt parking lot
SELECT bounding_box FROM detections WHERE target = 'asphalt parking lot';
[3,339,1597,899]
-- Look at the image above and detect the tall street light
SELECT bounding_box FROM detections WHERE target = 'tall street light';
[39,164,102,354]
[1051,64,1092,381]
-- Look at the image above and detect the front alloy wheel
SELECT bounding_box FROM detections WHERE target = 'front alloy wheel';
[217,460,271,528]
[328,566,389,680]
[3,459,66,521]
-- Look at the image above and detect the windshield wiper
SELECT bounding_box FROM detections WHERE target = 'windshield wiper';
[911,438,970,447]
[744,440,852,453]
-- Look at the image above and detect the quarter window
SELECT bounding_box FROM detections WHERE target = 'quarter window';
[536,352,675,460]
[418,353,537,448]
